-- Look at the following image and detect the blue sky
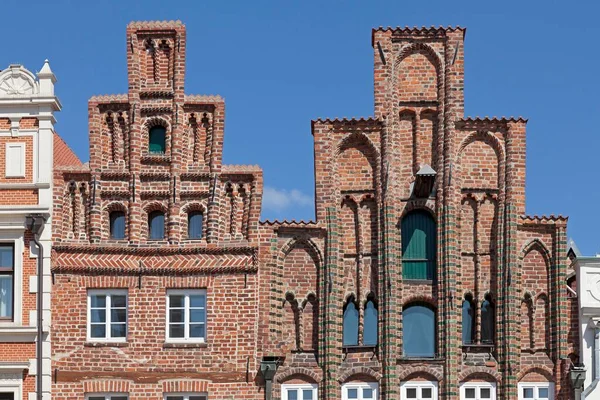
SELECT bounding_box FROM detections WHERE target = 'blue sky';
[5,0,599,254]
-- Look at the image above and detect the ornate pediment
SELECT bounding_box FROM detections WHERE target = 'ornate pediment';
[0,64,38,96]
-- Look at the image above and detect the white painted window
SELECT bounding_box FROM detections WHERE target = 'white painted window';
[164,393,208,400]
[401,381,438,399]
[166,289,207,342]
[342,382,378,400]
[518,383,554,400]
[460,382,496,400]
[281,383,318,400]
[86,394,128,400]
[5,142,25,178]
[87,289,128,341]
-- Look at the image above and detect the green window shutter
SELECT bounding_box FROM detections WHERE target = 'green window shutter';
[149,126,166,154]
[401,210,436,280]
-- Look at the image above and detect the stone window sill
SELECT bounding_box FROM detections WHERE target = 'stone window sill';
[163,342,208,349]
[85,341,128,348]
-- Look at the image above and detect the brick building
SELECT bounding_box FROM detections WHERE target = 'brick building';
[0,62,61,400]
[51,22,576,400]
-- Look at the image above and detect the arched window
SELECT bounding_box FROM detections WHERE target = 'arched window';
[188,211,203,239]
[109,211,126,240]
[148,210,165,240]
[401,210,436,280]
[462,294,475,345]
[403,303,435,358]
[363,298,378,346]
[481,294,495,344]
[148,126,166,154]
[343,297,359,346]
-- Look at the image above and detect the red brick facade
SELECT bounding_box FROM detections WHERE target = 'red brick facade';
[51,22,575,400]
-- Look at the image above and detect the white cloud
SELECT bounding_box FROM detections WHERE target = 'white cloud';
[262,186,313,212]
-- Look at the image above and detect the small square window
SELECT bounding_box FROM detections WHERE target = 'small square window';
[342,383,378,400]
[164,394,207,400]
[87,290,128,341]
[166,290,207,342]
[281,385,317,400]
[86,394,128,400]
[401,381,438,400]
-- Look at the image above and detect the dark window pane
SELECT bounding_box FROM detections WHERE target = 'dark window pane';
[110,211,126,240]
[169,309,184,323]
[481,300,495,344]
[406,388,417,398]
[165,397,183,400]
[422,387,432,398]
[523,388,534,398]
[90,324,106,338]
[149,126,166,154]
[480,388,491,398]
[111,308,127,323]
[90,309,106,323]
[188,211,203,239]
[462,300,474,344]
[0,274,13,318]
[190,309,205,323]
[347,389,358,399]
[111,323,126,338]
[148,211,165,240]
[343,302,358,346]
[403,305,435,357]
[112,295,127,308]
[363,300,378,346]
[362,388,373,399]
[0,245,13,268]
[88,397,105,400]
[111,397,128,400]
[402,210,436,280]
[169,324,184,338]
[189,396,206,400]
[539,388,549,398]
[302,389,313,400]
[189,323,205,338]
[465,388,476,398]
[190,294,205,308]
[287,390,297,400]
[169,295,184,308]
[90,295,106,308]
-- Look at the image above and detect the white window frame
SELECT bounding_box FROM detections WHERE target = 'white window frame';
[5,142,25,178]
[0,232,24,327]
[85,394,129,400]
[342,382,378,400]
[281,383,318,400]
[164,393,208,400]
[518,382,554,400]
[87,289,128,342]
[460,382,496,400]
[165,289,207,343]
[401,380,438,399]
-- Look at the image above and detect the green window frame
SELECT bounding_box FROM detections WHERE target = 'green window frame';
[401,210,436,280]
[149,126,166,154]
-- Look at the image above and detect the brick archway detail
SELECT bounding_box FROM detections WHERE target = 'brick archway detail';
[519,238,552,264]
[337,366,382,383]
[83,379,132,393]
[398,366,443,383]
[517,366,554,382]
[274,367,322,384]
[458,367,501,383]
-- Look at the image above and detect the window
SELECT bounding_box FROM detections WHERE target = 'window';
[460,383,496,400]
[166,290,206,342]
[518,383,553,400]
[401,381,438,399]
[109,211,126,240]
[401,210,436,280]
[164,394,207,400]
[5,143,25,178]
[343,297,358,346]
[87,290,128,341]
[0,245,14,320]
[403,303,435,358]
[342,383,378,400]
[149,126,166,154]
[481,295,495,344]
[281,384,317,400]
[188,211,203,239]
[462,295,475,345]
[148,210,165,240]
[86,395,128,400]
[363,298,378,346]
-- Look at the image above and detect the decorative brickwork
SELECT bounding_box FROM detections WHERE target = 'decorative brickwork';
[51,22,575,400]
